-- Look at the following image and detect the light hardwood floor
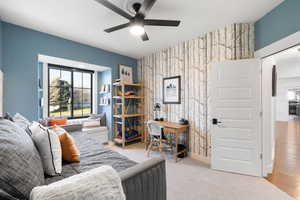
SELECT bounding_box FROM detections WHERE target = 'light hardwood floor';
[266,119,300,199]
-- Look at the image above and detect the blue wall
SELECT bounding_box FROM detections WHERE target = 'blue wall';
[2,22,137,121]
[255,0,300,50]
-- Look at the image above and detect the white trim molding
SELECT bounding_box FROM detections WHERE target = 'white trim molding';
[42,63,48,118]
[39,55,110,118]
[255,30,300,59]
[255,31,300,177]
[38,54,110,72]
[93,73,98,114]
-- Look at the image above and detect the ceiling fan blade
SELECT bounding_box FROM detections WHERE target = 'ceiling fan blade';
[94,0,132,20]
[138,0,157,17]
[144,19,181,27]
[104,23,131,33]
[141,32,149,41]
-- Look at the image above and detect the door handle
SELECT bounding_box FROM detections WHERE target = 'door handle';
[212,118,222,125]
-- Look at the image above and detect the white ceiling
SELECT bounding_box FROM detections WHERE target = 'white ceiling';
[0,0,283,59]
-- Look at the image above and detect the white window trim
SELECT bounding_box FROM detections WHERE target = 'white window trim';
[39,55,110,119]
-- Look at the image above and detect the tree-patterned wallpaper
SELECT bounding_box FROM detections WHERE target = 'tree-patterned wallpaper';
[138,23,255,160]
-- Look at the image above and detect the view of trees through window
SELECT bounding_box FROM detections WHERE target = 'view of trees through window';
[49,65,93,118]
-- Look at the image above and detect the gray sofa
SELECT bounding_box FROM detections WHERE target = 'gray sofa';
[0,119,166,200]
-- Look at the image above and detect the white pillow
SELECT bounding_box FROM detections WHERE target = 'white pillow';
[28,122,62,176]
[13,113,31,130]
[30,166,125,200]
[83,119,100,128]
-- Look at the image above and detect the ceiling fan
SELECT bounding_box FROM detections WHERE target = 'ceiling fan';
[94,0,181,41]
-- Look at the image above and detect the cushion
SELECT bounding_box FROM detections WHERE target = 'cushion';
[30,166,125,200]
[48,118,67,126]
[12,113,31,130]
[83,119,101,128]
[58,132,80,163]
[0,189,18,200]
[3,112,14,122]
[88,113,106,126]
[28,122,62,176]
[0,119,44,199]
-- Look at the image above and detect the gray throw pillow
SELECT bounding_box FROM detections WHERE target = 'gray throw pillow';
[13,113,31,130]
[3,112,14,122]
[0,189,18,200]
[28,122,62,176]
[0,119,44,199]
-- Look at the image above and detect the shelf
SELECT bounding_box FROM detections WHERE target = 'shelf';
[99,104,110,106]
[113,96,144,99]
[99,92,110,94]
[113,82,143,87]
[113,114,144,118]
[114,136,141,144]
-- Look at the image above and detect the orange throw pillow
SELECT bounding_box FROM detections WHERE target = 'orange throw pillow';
[58,132,80,163]
[48,118,67,126]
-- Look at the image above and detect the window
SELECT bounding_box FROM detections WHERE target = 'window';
[48,64,93,118]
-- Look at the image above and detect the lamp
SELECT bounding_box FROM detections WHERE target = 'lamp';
[130,25,145,36]
[153,103,161,121]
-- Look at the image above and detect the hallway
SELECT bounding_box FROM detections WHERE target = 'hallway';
[267,120,300,199]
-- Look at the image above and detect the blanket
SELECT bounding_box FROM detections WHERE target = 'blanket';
[30,166,125,200]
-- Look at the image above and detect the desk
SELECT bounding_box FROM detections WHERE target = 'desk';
[153,121,189,162]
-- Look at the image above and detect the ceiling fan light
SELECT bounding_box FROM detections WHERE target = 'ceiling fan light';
[130,25,145,36]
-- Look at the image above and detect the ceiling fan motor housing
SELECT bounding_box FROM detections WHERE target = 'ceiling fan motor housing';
[133,3,141,13]
[125,0,144,15]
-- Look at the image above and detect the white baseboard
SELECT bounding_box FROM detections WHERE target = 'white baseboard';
[189,153,211,166]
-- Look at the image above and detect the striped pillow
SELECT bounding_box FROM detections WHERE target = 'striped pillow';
[28,122,62,176]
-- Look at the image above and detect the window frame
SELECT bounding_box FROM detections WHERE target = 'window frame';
[48,64,93,119]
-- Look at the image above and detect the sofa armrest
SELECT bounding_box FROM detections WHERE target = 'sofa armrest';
[119,157,166,200]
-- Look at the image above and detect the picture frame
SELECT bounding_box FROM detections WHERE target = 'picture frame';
[163,76,181,104]
[119,64,133,83]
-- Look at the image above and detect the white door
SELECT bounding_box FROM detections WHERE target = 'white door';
[211,59,262,177]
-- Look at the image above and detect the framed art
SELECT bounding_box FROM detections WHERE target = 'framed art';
[163,76,181,104]
[272,65,277,97]
[119,65,133,83]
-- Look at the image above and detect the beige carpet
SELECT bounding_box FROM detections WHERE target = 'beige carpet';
[107,143,294,200]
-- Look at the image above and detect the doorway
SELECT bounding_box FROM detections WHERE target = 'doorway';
[263,45,300,199]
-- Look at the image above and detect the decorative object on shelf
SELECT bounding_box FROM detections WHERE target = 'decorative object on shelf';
[179,118,189,125]
[100,84,110,94]
[119,65,133,83]
[99,96,110,106]
[153,103,161,121]
[163,76,181,104]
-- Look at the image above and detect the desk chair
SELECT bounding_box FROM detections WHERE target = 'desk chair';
[147,120,164,157]
[147,120,174,157]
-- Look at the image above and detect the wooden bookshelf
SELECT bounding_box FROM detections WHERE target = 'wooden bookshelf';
[113,82,143,87]
[113,96,144,99]
[113,113,144,118]
[113,81,144,147]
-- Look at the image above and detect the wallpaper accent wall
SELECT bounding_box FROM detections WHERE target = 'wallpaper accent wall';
[138,23,254,159]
